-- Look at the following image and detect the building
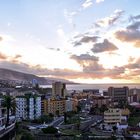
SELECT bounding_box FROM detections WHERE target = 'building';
[43,98,66,116]
[0,98,6,127]
[127,127,140,135]
[108,87,129,104]
[65,98,78,112]
[104,108,121,124]
[43,97,78,116]
[16,93,41,120]
[121,108,130,117]
[91,95,111,107]
[52,82,67,98]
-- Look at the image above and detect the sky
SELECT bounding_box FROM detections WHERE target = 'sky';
[0,0,140,83]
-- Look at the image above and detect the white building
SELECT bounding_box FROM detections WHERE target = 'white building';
[104,108,121,124]
[66,99,73,112]
[16,93,41,120]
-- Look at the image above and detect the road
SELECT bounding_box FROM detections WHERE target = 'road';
[49,116,64,127]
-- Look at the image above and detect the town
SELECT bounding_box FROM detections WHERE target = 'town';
[0,79,140,140]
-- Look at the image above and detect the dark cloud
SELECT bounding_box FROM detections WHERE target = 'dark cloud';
[71,54,99,68]
[91,39,118,53]
[14,54,22,59]
[129,14,140,22]
[127,21,140,30]
[73,35,99,46]
[115,20,140,47]
[71,54,98,61]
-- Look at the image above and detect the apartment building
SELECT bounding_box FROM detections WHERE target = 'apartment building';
[52,82,67,98]
[16,93,41,120]
[104,108,121,124]
[108,87,129,103]
[43,97,78,116]
[43,98,66,116]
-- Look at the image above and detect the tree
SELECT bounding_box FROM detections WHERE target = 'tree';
[20,132,34,140]
[100,104,108,114]
[3,95,15,126]
[76,105,81,113]
[55,110,60,117]
[64,112,67,123]
[42,126,58,134]
[112,125,118,134]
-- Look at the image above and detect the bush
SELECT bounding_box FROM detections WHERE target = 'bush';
[42,126,58,134]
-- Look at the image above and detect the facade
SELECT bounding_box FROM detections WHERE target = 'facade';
[65,98,78,112]
[43,97,78,116]
[16,93,41,120]
[0,98,6,127]
[108,87,129,103]
[121,108,130,117]
[43,98,66,116]
[104,108,121,124]
[52,82,67,98]
[91,95,111,107]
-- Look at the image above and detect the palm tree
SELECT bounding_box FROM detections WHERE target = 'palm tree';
[3,95,15,127]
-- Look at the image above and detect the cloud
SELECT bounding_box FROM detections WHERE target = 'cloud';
[0,36,3,41]
[64,9,77,24]
[82,0,93,9]
[73,34,99,46]
[115,21,140,47]
[91,39,118,53]
[71,54,98,61]
[95,9,124,27]
[129,14,140,22]
[96,0,104,3]
[14,55,22,59]
[0,53,7,60]
[1,57,140,81]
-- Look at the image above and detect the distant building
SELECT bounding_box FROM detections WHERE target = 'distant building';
[108,87,129,104]
[83,89,99,94]
[52,82,67,98]
[91,95,111,107]
[16,93,41,120]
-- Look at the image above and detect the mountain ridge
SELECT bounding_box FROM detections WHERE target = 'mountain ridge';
[0,68,73,84]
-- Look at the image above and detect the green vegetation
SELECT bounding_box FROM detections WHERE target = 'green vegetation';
[128,116,140,126]
[42,126,58,134]
[90,104,108,115]
[3,95,15,126]
[31,114,54,124]
[20,131,35,140]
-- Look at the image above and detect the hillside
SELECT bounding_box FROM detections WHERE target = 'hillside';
[0,68,72,84]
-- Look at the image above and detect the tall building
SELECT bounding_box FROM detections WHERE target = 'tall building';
[108,87,129,103]
[52,82,67,98]
[16,93,41,120]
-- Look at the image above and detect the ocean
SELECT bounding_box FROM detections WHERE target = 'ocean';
[40,83,140,91]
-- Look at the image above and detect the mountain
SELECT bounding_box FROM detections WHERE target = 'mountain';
[0,68,73,84]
